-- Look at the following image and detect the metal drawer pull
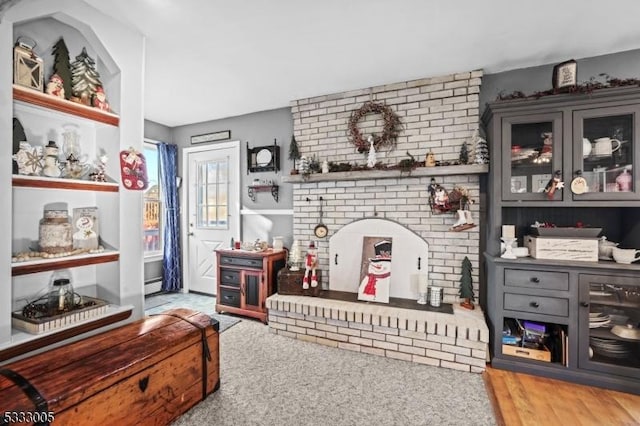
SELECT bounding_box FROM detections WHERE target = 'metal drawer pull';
[223,295,234,301]
[335,254,338,265]
[418,257,421,270]
[530,277,540,283]
[224,275,235,280]
[581,302,589,308]
[529,301,540,308]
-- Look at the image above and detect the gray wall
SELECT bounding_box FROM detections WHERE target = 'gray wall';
[144,119,172,143]
[172,107,295,248]
[481,48,640,114]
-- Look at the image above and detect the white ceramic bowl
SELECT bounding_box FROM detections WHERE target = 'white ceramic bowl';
[611,324,640,340]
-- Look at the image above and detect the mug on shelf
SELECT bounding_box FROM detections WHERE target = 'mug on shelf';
[611,247,640,264]
[593,137,621,157]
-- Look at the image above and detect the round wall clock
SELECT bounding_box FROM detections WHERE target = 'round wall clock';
[314,223,328,238]
[314,197,328,238]
[256,148,273,167]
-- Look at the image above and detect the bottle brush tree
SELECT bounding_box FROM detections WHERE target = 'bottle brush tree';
[52,37,72,100]
[288,135,301,173]
[459,256,475,310]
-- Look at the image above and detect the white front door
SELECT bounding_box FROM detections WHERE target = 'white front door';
[184,141,240,295]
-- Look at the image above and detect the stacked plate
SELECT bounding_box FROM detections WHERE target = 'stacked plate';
[589,312,611,329]
[590,336,632,359]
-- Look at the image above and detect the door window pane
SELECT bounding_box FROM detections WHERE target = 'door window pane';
[196,157,229,229]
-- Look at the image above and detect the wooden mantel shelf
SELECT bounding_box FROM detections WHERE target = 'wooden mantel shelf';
[281,164,489,183]
[13,84,120,126]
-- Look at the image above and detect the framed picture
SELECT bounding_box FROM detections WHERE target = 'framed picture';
[510,176,527,193]
[190,130,231,144]
[532,174,552,193]
[552,59,577,89]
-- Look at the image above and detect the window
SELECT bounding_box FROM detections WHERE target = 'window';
[196,158,229,228]
[143,142,162,256]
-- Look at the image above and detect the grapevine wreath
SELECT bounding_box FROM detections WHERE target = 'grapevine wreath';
[348,101,402,153]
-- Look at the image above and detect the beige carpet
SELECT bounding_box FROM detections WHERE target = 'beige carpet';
[173,319,496,426]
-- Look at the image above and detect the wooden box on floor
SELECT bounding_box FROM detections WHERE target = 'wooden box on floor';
[277,267,322,296]
[0,308,219,426]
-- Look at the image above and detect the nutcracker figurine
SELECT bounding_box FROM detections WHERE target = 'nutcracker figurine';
[302,241,318,289]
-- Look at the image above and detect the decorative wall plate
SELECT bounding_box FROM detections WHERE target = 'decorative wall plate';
[570,176,588,194]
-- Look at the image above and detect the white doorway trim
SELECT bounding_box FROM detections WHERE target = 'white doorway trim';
[181,140,241,293]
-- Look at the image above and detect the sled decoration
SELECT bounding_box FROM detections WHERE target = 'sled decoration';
[120,148,148,190]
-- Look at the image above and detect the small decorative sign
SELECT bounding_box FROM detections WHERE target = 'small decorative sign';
[119,148,148,190]
[191,130,231,144]
[552,59,577,89]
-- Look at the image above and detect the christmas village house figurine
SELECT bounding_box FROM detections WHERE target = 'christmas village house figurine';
[459,256,475,310]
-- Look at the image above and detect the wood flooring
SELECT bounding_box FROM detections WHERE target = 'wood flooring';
[483,367,640,426]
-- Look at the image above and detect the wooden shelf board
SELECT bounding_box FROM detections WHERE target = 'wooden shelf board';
[281,164,489,183]
[13,84,119,126]
[13,175,119,192]
[12,250,119,276]
[0,305,133,363]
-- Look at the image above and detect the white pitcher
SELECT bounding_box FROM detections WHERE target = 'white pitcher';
[593,137,621,156]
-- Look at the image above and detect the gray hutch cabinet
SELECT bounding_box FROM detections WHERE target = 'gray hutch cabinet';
[483,87,640,395]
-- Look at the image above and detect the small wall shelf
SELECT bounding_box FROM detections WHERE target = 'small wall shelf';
[13,175,119,192]
[12,250,120,276]
[248,184,279,202]
[13,84,120,126]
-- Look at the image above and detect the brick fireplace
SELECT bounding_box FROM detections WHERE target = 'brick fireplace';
[267,70,489,372]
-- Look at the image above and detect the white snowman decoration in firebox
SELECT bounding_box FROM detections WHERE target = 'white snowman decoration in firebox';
[357,240,392,304]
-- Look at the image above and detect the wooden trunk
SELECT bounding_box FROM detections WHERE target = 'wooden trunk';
[277,267,322,296]
[0,308,219,425]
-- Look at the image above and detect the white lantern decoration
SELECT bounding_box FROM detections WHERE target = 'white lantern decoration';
[14,37,44,92]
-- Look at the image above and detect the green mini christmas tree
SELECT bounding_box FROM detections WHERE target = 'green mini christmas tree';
[52,37,72,100]
[459,142,469,164]
[288,135,301,173]
[459,256,475,310]
[71,47,102,105]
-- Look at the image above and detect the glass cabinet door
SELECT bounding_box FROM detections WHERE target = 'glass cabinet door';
[502,113,563,201]
[578,274,640,379]
[573,105,640,200]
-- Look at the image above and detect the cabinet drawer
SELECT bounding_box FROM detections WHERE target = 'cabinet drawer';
[504,269,569,291]
[219,268,240,286]
[220,255,263,269]
[219,288,241,308]
[504,293,569,317]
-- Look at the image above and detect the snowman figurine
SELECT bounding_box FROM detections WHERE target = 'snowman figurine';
[358,240,392,303]
[302,241,318,289]
[42,141,62,178]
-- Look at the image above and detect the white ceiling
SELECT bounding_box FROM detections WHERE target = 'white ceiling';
[83,0,640,128]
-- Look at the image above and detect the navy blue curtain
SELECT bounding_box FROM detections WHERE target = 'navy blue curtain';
[158,143,182,291]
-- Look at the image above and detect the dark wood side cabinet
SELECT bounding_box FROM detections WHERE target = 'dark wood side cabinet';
[215,249,286,323]
[482,87,640,395]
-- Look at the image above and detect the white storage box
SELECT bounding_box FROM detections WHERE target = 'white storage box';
[524,235,598,262]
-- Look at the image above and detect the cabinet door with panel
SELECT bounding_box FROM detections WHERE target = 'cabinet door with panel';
[578,273,640,379]
[572,104,640,200]
[501,112,563,201]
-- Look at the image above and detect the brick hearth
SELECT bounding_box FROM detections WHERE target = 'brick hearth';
[266,294,488,373]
